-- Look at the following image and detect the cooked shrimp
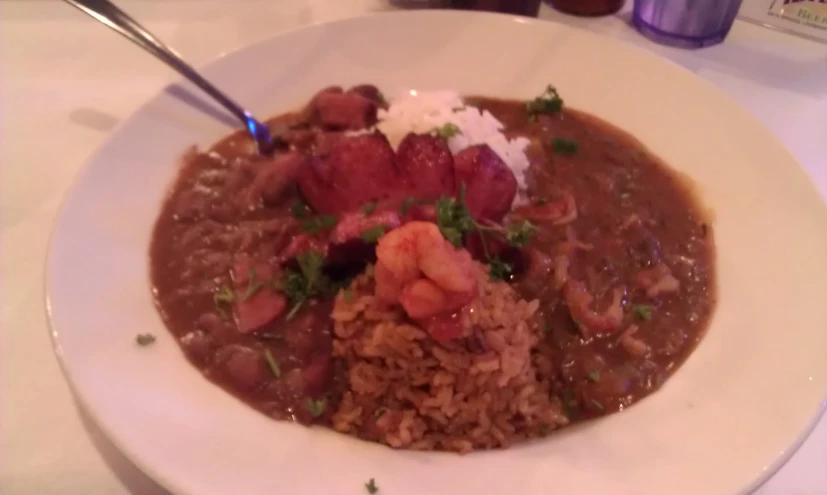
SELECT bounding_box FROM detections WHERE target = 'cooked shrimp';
[374,221,477,330]
[564,280,625,337]
[635,264,680,297]
[399,279,446,318]
[619,324,650,357]
[400,279,476,319]
[514,192,577,225]
[373,260,406,304]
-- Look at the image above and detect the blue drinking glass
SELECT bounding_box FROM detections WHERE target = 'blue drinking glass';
[632,0,744,48]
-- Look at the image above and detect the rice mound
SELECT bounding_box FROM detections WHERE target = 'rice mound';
[330,262,568,453]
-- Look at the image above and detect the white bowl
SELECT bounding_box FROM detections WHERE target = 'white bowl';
[46,10,827,495]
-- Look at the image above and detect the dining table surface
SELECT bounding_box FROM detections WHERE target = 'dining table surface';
[1,0,825,493]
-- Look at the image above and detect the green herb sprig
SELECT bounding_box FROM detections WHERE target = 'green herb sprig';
[505,219,538,248]
[135,333,156,346]
[434,184,538,281]
[551,137,579,156]
[633,304,653,321]
[365,478,379,494]
[291,200,310,219]
[213,285,235,319]
[526,85,563,121]
[279,250,332,320]
[360,225,387,244]
[432,122,461,139]
[362,201,378,215]
[308,398,327,418]
[241,267,265,301]
[488,258,513,282]
[342,288,356,303]
[264,349,281,378]
[399,197,421,216]
[300,214,338,234]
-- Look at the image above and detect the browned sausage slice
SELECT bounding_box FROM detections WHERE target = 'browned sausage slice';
[453,144,517,222]
[297,133,406,213]
[396,133,455,202]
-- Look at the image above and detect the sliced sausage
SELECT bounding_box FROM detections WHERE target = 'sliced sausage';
[217,345,267,391]
[231,257,287,333]
[396,133,456,202]
[311,90,378,130]
[302,354,333,394]
[297,133,406,213]
[453,144,517,222]
[348,84,386,106]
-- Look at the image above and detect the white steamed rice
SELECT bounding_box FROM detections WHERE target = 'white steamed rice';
[373,90,531,196]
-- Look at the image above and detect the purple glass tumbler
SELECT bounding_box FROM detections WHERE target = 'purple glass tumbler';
[632,0,744,48]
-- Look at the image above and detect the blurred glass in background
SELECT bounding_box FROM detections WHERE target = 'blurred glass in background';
[390,0,542,17]
[633,0,744,48]
[544,0,625,16]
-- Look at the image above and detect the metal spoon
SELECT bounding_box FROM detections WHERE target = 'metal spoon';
[64,0,280,154]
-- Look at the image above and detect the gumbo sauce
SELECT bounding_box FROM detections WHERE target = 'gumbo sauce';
[149,89,715,428]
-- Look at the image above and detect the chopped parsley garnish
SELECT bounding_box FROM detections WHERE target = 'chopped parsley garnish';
[551,137,579,156]
[362,201,378,215]
[360,225,387,244]
[434,198,471,246]
[291,200,310,219]
[526,84,563,121]
[434,184,476,247]
[433,122,461,139]
[399,197,419,216]
[307,398,327,418]
[375,408,386,418]
[213,285,235,319]
[241,268,265,301]
[434,183,535,281]
[264,349,281,378]
[365,478,379,494]
[213,285,234,303]
[281,250,329,320]
[505,220,538,247]
[488,257,513,282]
[633,304,653,321]
[343,288,356,303]
[300,214,338,234]
[587,370,601,383]
[561,388,579,420]
[135,333,156,346]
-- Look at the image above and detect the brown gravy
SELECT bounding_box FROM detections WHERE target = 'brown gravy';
[149,93,715,427]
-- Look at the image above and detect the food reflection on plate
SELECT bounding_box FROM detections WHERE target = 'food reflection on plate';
[148,84,715,453]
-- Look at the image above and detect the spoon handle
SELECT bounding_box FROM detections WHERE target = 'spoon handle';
[64,0,258,134]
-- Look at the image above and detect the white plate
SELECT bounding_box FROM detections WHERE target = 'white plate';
[46,10,827,495]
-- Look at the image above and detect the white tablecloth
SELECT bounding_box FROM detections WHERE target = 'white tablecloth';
[1,1,825,493]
